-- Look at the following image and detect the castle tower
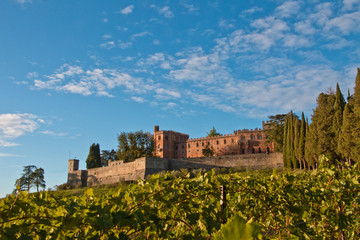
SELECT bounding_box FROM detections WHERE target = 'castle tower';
[68,159,79,172]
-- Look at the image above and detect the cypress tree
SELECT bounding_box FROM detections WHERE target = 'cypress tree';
[351,68,360,162]
[310,92,337,163]
[283,116,289,168]
[333,83,345,159]
[298,112,306,169]
[294,116,301,169]
[86,143,101,169]
[338,103,355,165]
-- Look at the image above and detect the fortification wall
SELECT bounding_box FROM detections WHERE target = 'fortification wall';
[68,153,283,188]
[68,157,169,187]
[168,153,283,171]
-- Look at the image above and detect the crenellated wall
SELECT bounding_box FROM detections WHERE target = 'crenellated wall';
[67,153,283,188]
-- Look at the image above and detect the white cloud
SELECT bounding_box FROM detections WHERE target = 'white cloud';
[240,7,263,16]
[120,5,134,15]
[0,153,24,157]
[31,64,155,97]
[0,113,44,147]
[275,1,302,18]
[100,41,115,50]
[132,31,152,39]
[40,130,69,137]
[131,96,145,103]
[342,0,360,11]
[324,11,360,35]
[117,40,132,49]
[155,88,181,99]
[219,19,235,29]
[158,6,174,18]
[14,0,32,5]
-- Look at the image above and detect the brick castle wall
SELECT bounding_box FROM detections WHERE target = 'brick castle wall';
[68,153,283,188]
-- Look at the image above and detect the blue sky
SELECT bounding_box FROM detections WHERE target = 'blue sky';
[1,0,360,197]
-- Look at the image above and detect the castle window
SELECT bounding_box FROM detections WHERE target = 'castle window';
[231,139,234,143]
[158,144,161,149]
[241,136,245,141]
[202,142,204,146]
[208,142,210,145]
[258,148,261,153]
[182,145,184,149]
[158,136,161,140]
[252,148,255,153]
[216,140,219,145]
[224,140,226,144]
[197,149,199,152]
[257,135,262,140]
[188,144,190,148]
[251,135,255,140]
[217,147,219,150]
[242,149,245,154]
[196,143,199,147]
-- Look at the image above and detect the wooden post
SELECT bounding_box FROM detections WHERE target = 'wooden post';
[220,185,227,224]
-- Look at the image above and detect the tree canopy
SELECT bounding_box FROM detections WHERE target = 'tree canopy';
[14,165,45,193]
[116,131,154,163]
[86,143,101,169]
[207,127,221,137]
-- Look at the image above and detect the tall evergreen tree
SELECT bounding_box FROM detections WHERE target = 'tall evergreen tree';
[283,116,289,168]
[263,114,287,152]
[86,143,101,169]
[332,83,346,158]
[298,112,306,169]
[294,115,300,169]
[351,68,360,162]
[338,103,355,165]
[32,168,46,192]
[308,92,337,163]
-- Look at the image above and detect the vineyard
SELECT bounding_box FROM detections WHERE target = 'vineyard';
[1,156,360,239]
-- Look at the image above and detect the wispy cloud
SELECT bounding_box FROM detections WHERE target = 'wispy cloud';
[14,0,32,5]
[157,6,174,18]
[0,153,24,158]
[39,130,69,137]
[31,64,155,97]
[120,5,134,15]
[0,113,44,147]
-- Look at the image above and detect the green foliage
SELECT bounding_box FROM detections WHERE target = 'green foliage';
[2,162,360,239]
[207,126,221,137]
[264,114,287,152]
[100,149,117,167]
[116,131,154,163]
[202,145,214,157]
[14,165,45,193]
[214,215,262,239]
[86,143,101,169]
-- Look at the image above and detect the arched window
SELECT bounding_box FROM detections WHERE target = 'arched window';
[258,147,261,153]
[241,136,245,141]
[257,135,262,140]
[224,139,226,144]
[242,149,245,154]
[251,135,255,140]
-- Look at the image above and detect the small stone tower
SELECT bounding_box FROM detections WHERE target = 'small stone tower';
[68,159,79,172]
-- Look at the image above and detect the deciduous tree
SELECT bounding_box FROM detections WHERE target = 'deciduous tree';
[116,131,154,162]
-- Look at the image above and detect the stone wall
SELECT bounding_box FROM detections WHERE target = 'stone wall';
[68,153,283,188]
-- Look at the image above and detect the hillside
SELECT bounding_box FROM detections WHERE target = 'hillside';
[1,158,360,239]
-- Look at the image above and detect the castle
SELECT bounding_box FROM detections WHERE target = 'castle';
[153,121,274,159]
[68,122,281,188]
